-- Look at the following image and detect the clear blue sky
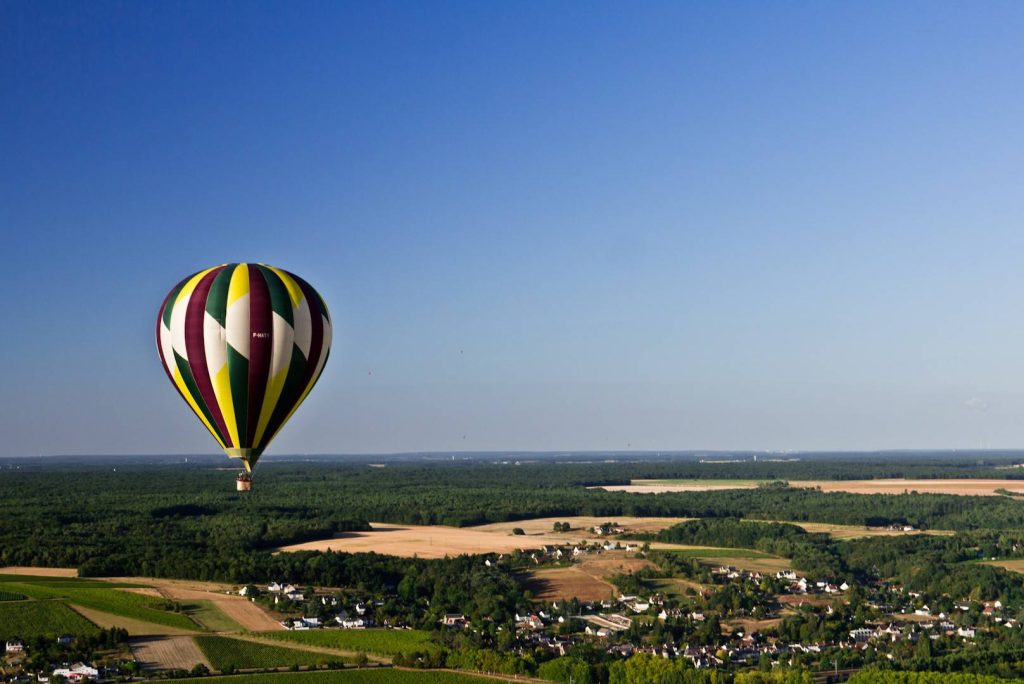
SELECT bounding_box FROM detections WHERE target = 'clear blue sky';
[3,1,1024,457]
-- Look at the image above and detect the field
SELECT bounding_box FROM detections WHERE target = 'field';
[0,590,27,601]
[981,559,1024,574]
[278,517,695,558]
[131,636,212,672]
[195,636,348,670]
[98,576,282,632]
[597,480,763,492]
[784,521,952,539]
[0,600,100,640]
[644,577,707,598]
[187,600,247,632]
[524,553,655,601]
[276,515,926,560]
[471,516,692,536]
[275,523,582,558]
[277,514,952,559]
[601,478,1024,496]
[525,567,615,601]
[261,630,432,657]
[0,566,78,577]
[656,547,792,573]
[0,576,200,631]
[122,577,284,630]
[164,669,496,684]
[69,603,199,636]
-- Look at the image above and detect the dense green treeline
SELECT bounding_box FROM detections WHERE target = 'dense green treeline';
[5,461,1024,584]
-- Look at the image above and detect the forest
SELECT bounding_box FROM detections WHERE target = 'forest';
[6,458,1024,580]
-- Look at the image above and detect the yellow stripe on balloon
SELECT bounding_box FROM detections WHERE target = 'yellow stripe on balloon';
[265,265,304,306]
[228,263,250,305]
[172,367,227,450]
[252,366,289,448]
[212,362,240,448]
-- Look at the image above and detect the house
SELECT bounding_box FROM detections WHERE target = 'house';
[914,606,932,617]
[849,628,873,641]
[285,591,305,602]
[584,625,613,638]
[958,627,976,638]
[56,634,74,646]
[441,614,467,627]
[5,640,25,654]
[300,617,320,628]
[340,618,366,629]
[52,664,99,682]
[516,614,544,630]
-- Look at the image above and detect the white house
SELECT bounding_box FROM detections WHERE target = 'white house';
[52,664,98,682]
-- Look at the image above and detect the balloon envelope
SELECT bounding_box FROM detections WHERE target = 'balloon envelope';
[156,263,332,472]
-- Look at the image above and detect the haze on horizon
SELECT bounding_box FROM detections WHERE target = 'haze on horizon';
[3,2,1024,458]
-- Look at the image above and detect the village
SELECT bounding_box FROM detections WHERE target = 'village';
[233,540,1019,674]
[2,532,1021,683]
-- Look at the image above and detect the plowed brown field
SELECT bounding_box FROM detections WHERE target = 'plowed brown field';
[130,636,210,671]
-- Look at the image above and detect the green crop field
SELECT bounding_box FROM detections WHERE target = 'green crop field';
[187,600,245,632]
[260,630,432,657]
[0,577,199,631]
[0,575,137,587]
[164,669,493,684]
[195,636,351,670]
[0,590,27,601]
[0,600,100,640]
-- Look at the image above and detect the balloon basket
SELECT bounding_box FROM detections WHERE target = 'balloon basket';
[236,473,252,492]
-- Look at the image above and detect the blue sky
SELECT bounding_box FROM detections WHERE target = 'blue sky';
[3,1,1024,457]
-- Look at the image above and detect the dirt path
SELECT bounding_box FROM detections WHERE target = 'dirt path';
[69,604,200,636]
[130,636,210,671]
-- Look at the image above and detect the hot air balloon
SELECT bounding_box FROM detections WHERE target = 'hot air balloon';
[156,263,332,490]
